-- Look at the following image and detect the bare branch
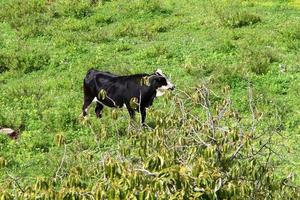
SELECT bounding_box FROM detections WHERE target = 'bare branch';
[248,83,256,134]
[55,144,67,181]
[6,173,24,193]
[135,168,158,177]
[230,143,244,161]
[217,98,230,121]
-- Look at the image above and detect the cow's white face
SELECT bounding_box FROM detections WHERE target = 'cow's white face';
[155,69,175,97]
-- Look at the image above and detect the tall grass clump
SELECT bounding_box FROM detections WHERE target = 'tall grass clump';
[50,0,93,19]
[128,0,172,16]
[279,21,300,50]
[0,0,47,28]
[209,0,261,28]
[0,43,51,74]
[241,46,279,75]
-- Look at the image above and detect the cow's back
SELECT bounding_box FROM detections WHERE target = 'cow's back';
[84,69,120,97]
[85,69,117,82]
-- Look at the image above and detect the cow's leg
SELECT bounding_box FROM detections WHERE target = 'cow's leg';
[95,102,104,118]
[126,104,135,120]
[82,80,95,117]
[141,107,146,125]
[82,96,93,117]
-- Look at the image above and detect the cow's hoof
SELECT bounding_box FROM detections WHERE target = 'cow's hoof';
[78,114,89,125]
[82,116,90,125]
[142,123,149,128]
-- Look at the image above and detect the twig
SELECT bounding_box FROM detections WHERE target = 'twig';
[135,168,158,177]
[6,173,25,193]
[265,145,292,164]
[242,140,270,160]
[199,87,216,136]
[80,191,95,200]
[248,83,256,134]
[217,98,230,121]
[191,127,209,147]
[55,144,67,181]
[198,86,223,162]
[230,143,244,161]
[177,97,187,122]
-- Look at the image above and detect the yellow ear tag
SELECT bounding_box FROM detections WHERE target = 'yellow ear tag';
[140,76,150,86]
[129,97,139,109]
[98,89,107,100]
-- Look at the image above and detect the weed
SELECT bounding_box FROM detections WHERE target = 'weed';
[226,11,261,28]
[209,0,261,28]
[241,46,279,75]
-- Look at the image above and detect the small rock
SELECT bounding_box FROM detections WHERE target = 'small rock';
[0,128,19,139]
[279,64,286,72]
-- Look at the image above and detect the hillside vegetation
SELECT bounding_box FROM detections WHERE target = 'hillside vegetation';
[0,0,299,198]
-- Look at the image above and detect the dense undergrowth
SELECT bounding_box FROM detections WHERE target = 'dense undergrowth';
[0,0,300,198]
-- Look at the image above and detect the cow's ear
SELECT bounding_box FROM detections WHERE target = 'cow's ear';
[155,69,163,76]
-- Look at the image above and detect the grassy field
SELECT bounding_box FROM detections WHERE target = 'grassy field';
[0,0,300,198]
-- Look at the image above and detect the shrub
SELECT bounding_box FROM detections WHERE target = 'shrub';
[0,53,11,73]
[279,21,300,50]
[225,11,261,28]
[112,21,166,39]
[209,0,261,28]
[128,0,172,16]
[241,46,278,75]
[49,0,93,19]
[93,13,115,26]
[145,44,170,58]
[0,0,47,28]
[0,45,51,74]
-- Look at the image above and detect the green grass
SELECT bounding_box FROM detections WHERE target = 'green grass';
[0,0,300,198]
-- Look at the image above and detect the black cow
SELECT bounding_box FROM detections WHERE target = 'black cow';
[82,69,175,125]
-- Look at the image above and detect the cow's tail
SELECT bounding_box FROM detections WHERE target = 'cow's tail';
[83,68,96,95]
[84,68,96,83]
